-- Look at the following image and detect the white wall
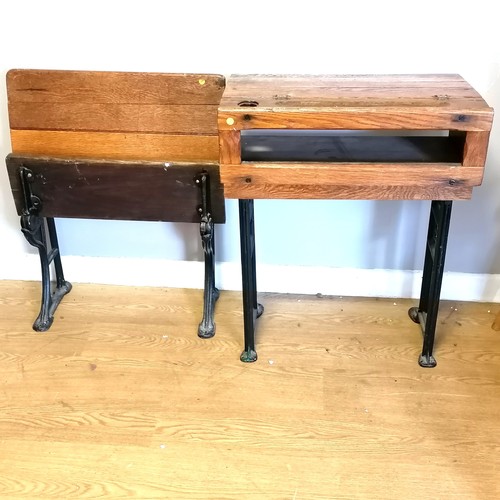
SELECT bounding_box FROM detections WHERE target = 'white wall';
[1,0,499,301]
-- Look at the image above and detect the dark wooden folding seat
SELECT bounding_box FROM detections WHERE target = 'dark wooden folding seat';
[5,69,225,337]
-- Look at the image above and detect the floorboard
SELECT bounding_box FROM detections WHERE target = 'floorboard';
[0,281,499,499]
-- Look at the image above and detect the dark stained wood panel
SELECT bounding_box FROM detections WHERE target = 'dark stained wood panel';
[6,155,225,223]
[7,70,225,105]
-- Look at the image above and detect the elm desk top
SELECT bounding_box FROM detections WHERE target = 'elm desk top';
[218,74,493,200]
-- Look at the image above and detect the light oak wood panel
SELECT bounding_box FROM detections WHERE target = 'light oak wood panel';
[7,69,225,105]
[463,131,492,167]
[218,108,493,132]
[221,163,481,186]
[222,74,488,104]
[0,282,499,498]
[219,130,241,164]
[10,130,219,161]
[220,163,479,199]
[10,102,219,134]
[219,74,493,132]
[220,180,473,200]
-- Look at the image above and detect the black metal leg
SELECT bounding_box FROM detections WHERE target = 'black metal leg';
[196,172,219,338]
[21,215,72,331]
[238,199,264,362]
[409,201,452,367]
[198,219,220,338]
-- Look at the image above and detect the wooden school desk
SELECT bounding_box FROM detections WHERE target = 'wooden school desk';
[218,74,493,366]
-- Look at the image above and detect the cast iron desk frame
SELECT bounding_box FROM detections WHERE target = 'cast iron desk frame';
[218,74,493,367]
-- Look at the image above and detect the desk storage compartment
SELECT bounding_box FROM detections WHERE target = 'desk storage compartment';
[241,130,465,164]
[220,129,485,200]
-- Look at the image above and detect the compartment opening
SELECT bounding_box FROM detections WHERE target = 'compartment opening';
[241,130,465,163]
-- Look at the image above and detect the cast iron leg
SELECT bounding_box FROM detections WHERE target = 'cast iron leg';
[198,216,220,338]
[196,172,219,338]
[239,199,264,362]
[21,215,72,331]
[409,201,452,367]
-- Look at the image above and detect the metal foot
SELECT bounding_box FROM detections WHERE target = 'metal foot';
[419,353,437,368]
[33,280,72,332]
[198,288,220,338]
[240,348,257,363]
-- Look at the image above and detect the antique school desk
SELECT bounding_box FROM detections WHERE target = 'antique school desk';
[5,70,226,336]
[218,74,493,367]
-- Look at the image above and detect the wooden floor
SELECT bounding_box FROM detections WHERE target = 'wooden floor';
[0,281,499,499]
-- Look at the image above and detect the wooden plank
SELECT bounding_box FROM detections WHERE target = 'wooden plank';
[220,163,481,200]
[10,130,219,162]
[7,69,225,105]
[462,131,491,167]
[220,74,493,133]
[6,156,225,223]
[218,131,241,164]
[9,103,219,134]
[220,163,482,188]
[218,108,493,132]
[224,73,470,88]
[220,179,473,200]
[223,95,487,109]
[221,74,491,109]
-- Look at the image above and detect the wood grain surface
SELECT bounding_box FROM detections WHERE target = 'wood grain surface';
[219,74,493,131]
[219,109,492,132]
[7,69,225,161]
[220,180,473,200]
[462,131,492,167]
[7,70,225,104]
[219,130,241,164]
[10,130,219,162]
[0,281,499,499]
[221,163,481,188]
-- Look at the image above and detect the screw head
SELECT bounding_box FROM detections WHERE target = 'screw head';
[226,117,235,126]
